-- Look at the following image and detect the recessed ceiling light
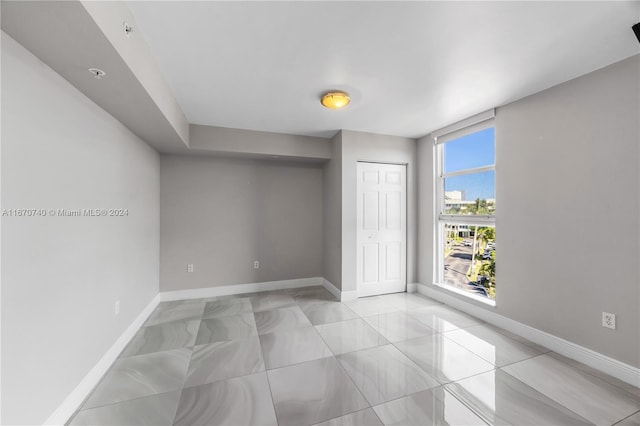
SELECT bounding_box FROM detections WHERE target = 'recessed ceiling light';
[321,91,350,109]
[88,68,106,79]
[123,22,133,38]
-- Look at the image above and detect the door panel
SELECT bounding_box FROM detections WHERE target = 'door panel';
[362,192,379,230]
[385,192,401,230]
[385,171,401,185]
[363,170,380,184]
[356,162,407,297]
[362,244,379,283]
[384,242,402,281]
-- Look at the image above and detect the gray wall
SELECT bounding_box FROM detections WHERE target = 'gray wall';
[190,124,331,160]
[341,130,418,293]
[160,155,323,291]
[1,33,160,425]
[418,55,640,367]
[323,132,343,289]
[417,134,435,287]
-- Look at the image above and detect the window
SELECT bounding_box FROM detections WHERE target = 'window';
[434,112,496,304]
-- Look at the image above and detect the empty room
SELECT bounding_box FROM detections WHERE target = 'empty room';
[2,1,640,425]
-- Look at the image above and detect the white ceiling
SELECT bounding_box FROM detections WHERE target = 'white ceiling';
[127,1,639,139]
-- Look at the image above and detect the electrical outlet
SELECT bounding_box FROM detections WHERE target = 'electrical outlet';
[602,312,616,330]
[187,264,194,273]
[253,260,260,269]
[115,300,120,315]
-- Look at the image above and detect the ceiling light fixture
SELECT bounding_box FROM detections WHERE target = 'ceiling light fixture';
[321,91,350,109]
[88,68,106,79]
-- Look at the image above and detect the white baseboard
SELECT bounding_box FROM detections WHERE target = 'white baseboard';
[322,278,341,300]
[407,283,418,293]
[417,284,640,388]
[159,277,323,302]
[322,278,358,301]
[44,293,161,425]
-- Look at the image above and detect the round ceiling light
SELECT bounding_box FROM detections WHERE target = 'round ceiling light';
[321,91,350,109]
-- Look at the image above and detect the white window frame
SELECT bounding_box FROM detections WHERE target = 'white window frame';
[433,110,496,306]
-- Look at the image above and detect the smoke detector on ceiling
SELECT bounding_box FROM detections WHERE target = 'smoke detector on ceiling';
[88,68,106,79]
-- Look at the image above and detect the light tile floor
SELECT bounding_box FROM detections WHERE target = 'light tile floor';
[68,286,640,425]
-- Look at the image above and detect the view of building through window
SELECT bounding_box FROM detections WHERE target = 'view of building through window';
[437,125,496,301]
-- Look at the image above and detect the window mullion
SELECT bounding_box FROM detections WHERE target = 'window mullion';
[439,215,495,225]
[442,164,495,179]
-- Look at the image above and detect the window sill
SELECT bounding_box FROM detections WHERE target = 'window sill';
[433,282,496,307]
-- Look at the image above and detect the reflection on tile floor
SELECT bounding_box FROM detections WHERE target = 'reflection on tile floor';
[268,356,369,425]
[68,286,640,425]
[337,344,439,405]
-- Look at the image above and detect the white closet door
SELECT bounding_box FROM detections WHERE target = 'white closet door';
[356,162,407,297]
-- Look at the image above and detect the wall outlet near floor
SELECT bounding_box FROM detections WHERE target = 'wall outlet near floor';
[115,300,120,315]
[602,312,616,330]
[253,260,260,269]
[187,263,194,273]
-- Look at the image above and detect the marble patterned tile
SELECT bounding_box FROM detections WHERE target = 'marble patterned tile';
[202,297,252,319]
[120,320,199,358]
[394,334,494,383]
[616,412,640,426]
[407,304,484,332]
[502,354,640,425]
[343,297,401,317]
[268,357,369,426]
[195,313,257,345]
[443,324,543,367]
[547,352,640,399]
[69,390,181,425]
[372,386,487,426]
[250,292,297,312]
[301,301,359,325]
[337,344,440,405]
[184,336,265,387]
[445,369,592,425]
[312,408,383,426]
[315,318,389,355]
[292,287,338,310]
[378,293,442,311]
[259,326,333,369]
[254,305,312,335]
[145,301,205,326]
[363,311,436,342]
[82,348,191,409]
[174,372,277,426]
